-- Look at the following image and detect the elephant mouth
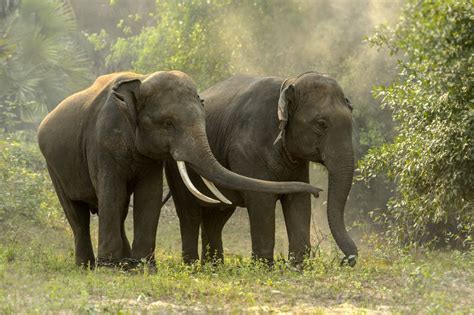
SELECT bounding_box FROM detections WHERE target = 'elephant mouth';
[176,161,232,205]
[299,147,323,163]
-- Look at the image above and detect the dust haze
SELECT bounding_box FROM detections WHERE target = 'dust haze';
[71,0,402,253]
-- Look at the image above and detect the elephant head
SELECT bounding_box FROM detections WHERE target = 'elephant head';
[276,72,357,266]
[111,70,321,203]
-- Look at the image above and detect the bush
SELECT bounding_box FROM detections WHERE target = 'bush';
[0,0,92,124]
[0,132,65,236]
[359,0,473,248]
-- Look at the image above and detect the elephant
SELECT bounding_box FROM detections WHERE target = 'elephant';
[165,72,357,267]
[37,70,322,268]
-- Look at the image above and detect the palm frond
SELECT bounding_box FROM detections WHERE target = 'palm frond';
[0,0,93,124]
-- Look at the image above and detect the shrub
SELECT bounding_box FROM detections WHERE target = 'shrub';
[359,0,473,248]
[0,132,64,235]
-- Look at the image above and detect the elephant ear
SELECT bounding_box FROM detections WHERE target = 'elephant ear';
[111,78,141,126]
[273,79,296,145]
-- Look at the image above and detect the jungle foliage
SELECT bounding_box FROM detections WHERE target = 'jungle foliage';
[359,0,473,248]
[0,0,91,127]
[0,132,64,234]
[0,0,20,18]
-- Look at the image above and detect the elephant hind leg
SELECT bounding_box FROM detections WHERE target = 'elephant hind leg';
[70,202,95,268]
[201,207,235,265]
[47,166,95,268]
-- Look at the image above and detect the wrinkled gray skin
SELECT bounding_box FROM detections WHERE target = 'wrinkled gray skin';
[37,71,321,268]
[165,73,357,266]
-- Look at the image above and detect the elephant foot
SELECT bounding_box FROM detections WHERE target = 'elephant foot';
[340,255,357,267]
[122,258,157,274]
[96,257,119,269]
[140,257,157,274]
[183,257,200,266]
[286,254,307,271]
[76,259,96,270]
[251,257,275,269]
[200,256,224,267]
[96,257,153,272]
[182,251,200,266]
[285,260,304,272]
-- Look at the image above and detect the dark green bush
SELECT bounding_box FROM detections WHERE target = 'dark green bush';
[359,0,473,248]
[0,132,64,234]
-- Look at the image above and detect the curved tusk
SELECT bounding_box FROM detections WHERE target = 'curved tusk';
[200,176,232,205]
[177,161,220,204]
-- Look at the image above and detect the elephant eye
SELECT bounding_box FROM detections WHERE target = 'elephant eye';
[317,119,328,130]
[165,118,173,127]
[312,119,328,135]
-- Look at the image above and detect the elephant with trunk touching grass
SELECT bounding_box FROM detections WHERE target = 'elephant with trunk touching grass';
[38,70,321,269]
[165,72,357,267]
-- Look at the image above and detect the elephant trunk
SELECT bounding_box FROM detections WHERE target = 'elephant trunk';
[326,152,358,267]
[175,125,321,197]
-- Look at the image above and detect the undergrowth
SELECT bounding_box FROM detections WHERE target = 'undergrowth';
[0,232,472,313]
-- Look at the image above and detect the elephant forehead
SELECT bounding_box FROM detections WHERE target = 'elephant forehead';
[143,96,204,121]
[298,89,342,109]
[294,73,342,94]
[145,87,199,107]
[301,80,341,94]
[143,71,197,93]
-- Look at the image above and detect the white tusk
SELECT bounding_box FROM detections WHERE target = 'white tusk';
[200,176,232,205]
[177,161,220,204]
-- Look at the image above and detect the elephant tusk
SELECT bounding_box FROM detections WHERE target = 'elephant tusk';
[200,176,232,205]
[177,161,220,204]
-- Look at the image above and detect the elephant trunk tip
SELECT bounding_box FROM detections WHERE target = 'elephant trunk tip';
[340,254,357,267]
[312,187,323,198]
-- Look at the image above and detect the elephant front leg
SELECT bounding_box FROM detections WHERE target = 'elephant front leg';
[96,171,131,266]
[131,165,163,267]
[165,160,201,264]
[281,192,311,266]
[245,192,278,265]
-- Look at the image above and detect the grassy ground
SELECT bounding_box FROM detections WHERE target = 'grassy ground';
[1,204,473,314]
